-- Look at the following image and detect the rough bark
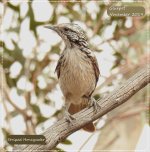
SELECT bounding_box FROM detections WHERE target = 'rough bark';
[13,65,150,151]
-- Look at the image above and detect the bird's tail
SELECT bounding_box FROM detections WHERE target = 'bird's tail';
[68,100,95,132]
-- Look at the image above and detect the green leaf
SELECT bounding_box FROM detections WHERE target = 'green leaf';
[94,94,101,100]
[12,40,25,64]
[53,110,62,117]
[37,115,49,125]
[44,99,51,104]
[3,40,25,66]
[113,51,123,60]
[0,40,4,47]
[31,104,41,114]
[51,44,61,54]
[5,72,17,88]
[6,27,20,33]
[54,147,66,152]
[7,2,19,12]
[111,60,120,70]
[61,139,72,145]
[27,2,45,37]
[28,2,37,37]
[49,6,57,23]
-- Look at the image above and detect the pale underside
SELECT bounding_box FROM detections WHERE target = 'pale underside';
[58,47,96,105]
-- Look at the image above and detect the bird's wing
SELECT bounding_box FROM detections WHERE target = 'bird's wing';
[55,54,64,78]
[88,52,100,84]
[81,47,100,84]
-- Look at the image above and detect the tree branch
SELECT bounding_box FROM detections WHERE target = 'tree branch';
[13,65,150,151]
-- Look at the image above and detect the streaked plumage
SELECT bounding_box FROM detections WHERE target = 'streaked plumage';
[45,23,100,132]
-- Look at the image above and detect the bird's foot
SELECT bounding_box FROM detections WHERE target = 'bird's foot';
[64,110,75,124]
[88,97,101,112]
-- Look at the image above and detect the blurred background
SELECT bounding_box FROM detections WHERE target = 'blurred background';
[0,0,149,151]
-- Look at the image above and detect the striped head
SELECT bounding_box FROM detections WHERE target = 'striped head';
[45,23,88,48]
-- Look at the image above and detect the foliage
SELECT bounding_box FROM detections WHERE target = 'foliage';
[0,1,149,151]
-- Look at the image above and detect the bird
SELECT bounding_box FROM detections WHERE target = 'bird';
[45,23,100,132]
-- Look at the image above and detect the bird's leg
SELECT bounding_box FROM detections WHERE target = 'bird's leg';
[63,102,75,124]
[88,97,101,112]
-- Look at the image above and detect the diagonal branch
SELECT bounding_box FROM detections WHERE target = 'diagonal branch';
[13,65,150,151]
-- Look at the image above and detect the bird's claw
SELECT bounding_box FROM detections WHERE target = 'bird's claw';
[64,111,75,125]
[88,97,101,112]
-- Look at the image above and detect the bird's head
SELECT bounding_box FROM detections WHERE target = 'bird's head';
[44,23,88,48]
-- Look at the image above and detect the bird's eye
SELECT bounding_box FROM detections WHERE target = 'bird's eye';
[64,28,69,31]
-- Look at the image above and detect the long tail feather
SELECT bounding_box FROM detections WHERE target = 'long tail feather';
[68,101,95,132]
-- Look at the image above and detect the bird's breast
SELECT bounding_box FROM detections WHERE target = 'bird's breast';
[58,47,96,104]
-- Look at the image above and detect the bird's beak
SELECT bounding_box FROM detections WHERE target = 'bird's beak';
[44,25,58,32]
[44,25,63,39]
